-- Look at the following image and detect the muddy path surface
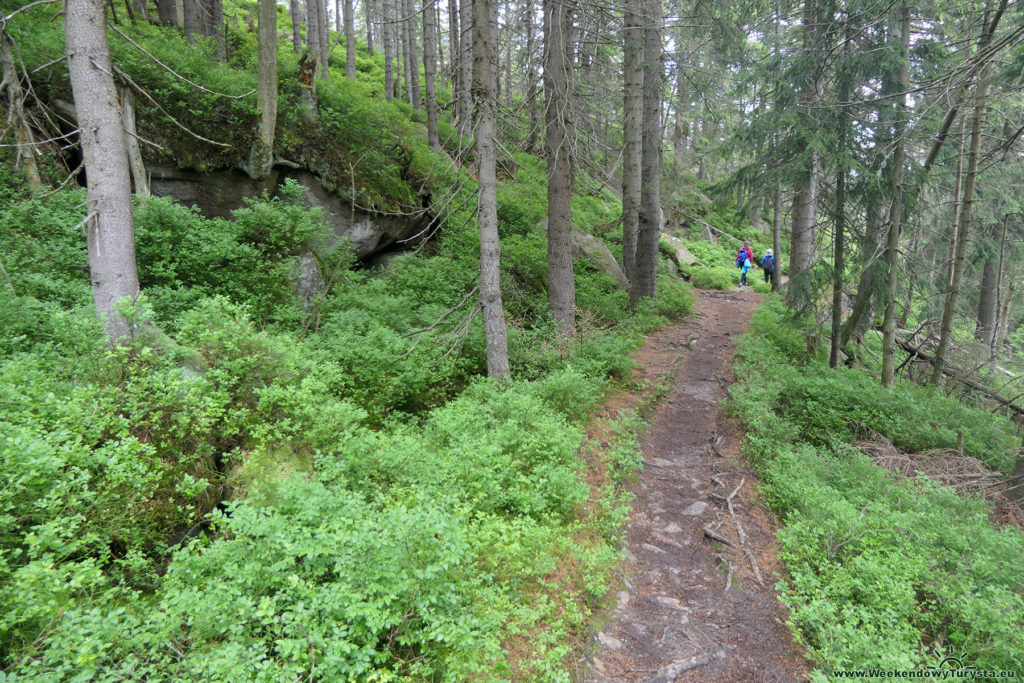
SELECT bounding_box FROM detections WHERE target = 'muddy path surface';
[582,288,810,683]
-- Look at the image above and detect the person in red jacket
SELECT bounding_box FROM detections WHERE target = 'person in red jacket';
[735,242,754,286]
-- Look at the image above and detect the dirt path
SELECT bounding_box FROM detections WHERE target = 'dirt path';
[582,288,810,683]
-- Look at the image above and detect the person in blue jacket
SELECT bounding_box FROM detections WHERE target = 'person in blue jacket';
[760,249,775,286]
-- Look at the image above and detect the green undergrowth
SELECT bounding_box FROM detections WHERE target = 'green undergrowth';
[0,165,691,677]
[730,298,1024,679]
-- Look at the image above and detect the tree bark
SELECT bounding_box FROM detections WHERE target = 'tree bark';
[631,0,661,305]
[306,0,321,66]
[524,0,538,151]
[183,0,203,42]
[66,0,141,341]
[291,0,304,53]
[316,0,330,80]
[458,0,473,135]
[829,147,846,370]
[932,66,992,384]
[544,0,575,335]
[249,0,278,180]
[880,2,910,389]
[208,0,225,62]
[121,89,149,195]
[422,0,440,149]
[472,0,510,377]
[772,183,781,292]
[365,0,375,55]
[383,0,395,99]
[620,0,642,286]
[448,0,459,89]
[344,0,356,78]
[406,0,421,108]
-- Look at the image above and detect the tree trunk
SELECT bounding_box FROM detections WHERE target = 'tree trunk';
[344,0,356,78]
[422,0,440,149]
[995,279,1015,354]
[316,0,330,80]
[991,216,1009,363]
[132,0,148,22]
[829,147,846,370]
[306,0,321,65]
[620,0,642,286]
[401,0,413,104]
[524,0,538,151]
[291,0,304,53]
[183,0,203,42]
[881,3,910,389]
[772,183,781,292]
[66,0,141,341]
[448,0,459,89]
[249,0,278,180]
[208,0,225,62]
[977,249,999,346]
[458,0,473,135]
[932,65,992,385]
[121,89,149,196]
[631,0,661,305]
[945,116,967,290]
[366,0,375,55]
[472,0,510,377]
[544,0,575,335]
[787,0,824,283]
[383,0,394,99]
[406,0,421,108]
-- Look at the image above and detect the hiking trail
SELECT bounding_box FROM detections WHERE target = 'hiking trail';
[581,287,810,683]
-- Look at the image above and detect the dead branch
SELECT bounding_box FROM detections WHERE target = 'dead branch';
[113,66,232,148]
[703,524,737,549]
[895,335,1024,419]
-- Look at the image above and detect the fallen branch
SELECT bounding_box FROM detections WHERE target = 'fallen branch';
[895,335,1024,419]
[703,524,737,549]
[743,547,764,585]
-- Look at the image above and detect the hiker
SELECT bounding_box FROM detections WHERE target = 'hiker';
[736,241,754,287]
[760,249,775,286]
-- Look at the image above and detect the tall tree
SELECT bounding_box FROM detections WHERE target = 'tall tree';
[543,0,575,334]
[422,0,440,149]
[406,0,421,108]
[365,0,375,55]
[631,0,662,304]
[344,0,356,78]
[472,0,510,377]
[457,0,472,135]
[66,0,141,340]
[290,0,304,54]
[620,0,642,286]
[383,0,395,99]
[880,2,910,389]
[932,2,1007,385]
[249,0,278,180]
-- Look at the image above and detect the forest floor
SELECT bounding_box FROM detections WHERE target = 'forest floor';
[579,286,811,682]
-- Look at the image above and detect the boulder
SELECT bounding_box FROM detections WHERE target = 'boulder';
[537,218,629,290]
[572,228,630,290]
[149,162,279,219]
[147,163,429,260]
[659,235,698,268]
[283,170,430,258]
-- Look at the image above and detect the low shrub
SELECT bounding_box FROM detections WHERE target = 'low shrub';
[730,298,1024,676]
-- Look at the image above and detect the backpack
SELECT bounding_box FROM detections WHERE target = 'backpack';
[762,254,774,272]
[736,253,746,268]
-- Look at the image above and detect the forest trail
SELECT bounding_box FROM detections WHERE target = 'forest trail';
[581,287,810,683]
